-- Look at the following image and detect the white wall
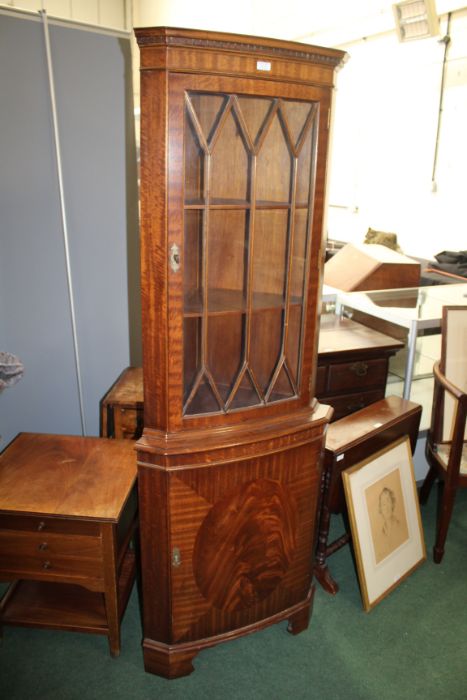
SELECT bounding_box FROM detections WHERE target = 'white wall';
[326,9,467,260]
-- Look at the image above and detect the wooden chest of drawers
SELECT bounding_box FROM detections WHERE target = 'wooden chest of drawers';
[317,315,403,421]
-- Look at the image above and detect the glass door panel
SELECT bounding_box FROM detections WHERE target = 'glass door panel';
[281,100,313,150]
[183,210,203,313]
[290,210,308,301]
[252,210,288,304]
[249,308,283,395]
[210,108,250,203]
[182,88,318,416]
[183,316,201,405]
[271,365,295,400]
[236,96,274,146]
[207,210,248,310]
[296,134,313,205]
[185,375,221,415]
[229,372,262,410]
[184,118,205,203]
[285,304,302,385]
[207,314,243,403]
[255,112,292,203]
[189,93,228,145]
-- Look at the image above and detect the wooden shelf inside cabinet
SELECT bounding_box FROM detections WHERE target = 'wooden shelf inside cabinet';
[135,26,346,679]
[184,199,310,209]
[183,288,301,316]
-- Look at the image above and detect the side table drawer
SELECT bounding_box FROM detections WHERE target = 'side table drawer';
[0,514,99,536]
[0,530,102,580]
[327,358,387,392]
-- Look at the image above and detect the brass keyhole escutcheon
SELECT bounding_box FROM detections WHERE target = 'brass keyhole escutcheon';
[172,547,182,567]
[169,243,181,273]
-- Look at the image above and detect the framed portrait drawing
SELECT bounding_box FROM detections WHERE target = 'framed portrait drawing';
[343,436,426,611]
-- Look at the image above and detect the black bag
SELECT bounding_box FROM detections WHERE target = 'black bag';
[431,250,467,278]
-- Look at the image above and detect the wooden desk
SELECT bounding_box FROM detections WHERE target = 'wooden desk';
[0,433,138,656]
[314,396,422,594]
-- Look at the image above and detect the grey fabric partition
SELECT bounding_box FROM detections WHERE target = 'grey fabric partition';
[0,11,140,449]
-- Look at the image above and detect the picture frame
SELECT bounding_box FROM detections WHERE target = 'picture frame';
[343,436,426,611]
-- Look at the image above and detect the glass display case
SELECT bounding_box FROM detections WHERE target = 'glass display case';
[336,283,467,399]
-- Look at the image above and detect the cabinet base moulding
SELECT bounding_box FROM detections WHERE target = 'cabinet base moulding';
[142,588,315,679]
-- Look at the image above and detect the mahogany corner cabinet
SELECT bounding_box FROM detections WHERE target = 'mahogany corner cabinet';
[135,26,346,679]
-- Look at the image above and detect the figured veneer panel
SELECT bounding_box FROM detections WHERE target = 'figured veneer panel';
[164,439,321,644]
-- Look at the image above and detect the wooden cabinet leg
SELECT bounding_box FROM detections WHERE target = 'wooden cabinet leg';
[101,524,121,657]
[287,588,314,636]
[143,639,198,679]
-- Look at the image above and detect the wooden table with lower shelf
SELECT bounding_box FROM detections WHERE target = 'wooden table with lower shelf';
[0,433,138,656]
[314,396,422,594]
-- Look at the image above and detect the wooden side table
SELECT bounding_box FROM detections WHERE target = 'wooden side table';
[100,367,144,439]
[315,396,422,594]
[0,433,138,656]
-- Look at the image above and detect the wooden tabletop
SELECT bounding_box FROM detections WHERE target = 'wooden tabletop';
[318,315,404,356]
[325,396,421,453]
[102,367,144,407]
[0,433,137,521]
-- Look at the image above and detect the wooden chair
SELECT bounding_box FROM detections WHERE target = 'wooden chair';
[419,305,467,563]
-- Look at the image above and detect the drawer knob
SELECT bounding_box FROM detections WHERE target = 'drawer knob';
[37,521,46,531]
[38,542,48,551]
[350,362,368,377]
[42,561,52,570]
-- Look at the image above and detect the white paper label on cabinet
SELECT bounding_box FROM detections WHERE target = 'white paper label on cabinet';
[257,60,271,71]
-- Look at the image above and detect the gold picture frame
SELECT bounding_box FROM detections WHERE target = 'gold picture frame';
[343,436,426,611]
